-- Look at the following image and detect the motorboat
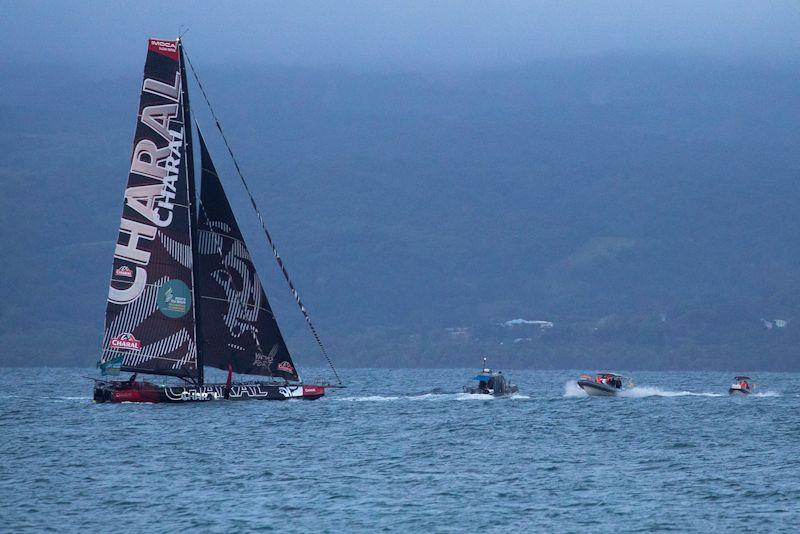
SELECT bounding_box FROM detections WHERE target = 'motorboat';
[463,358,519,396]
[577,372,627,396]
[729,376,753,396]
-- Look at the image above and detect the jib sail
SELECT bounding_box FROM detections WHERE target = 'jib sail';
[195,131,299,381]
[98,39,199,378]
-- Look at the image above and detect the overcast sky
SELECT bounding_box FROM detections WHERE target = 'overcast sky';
[2,0,798,68]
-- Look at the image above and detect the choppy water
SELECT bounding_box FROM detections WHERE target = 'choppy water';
[1,368,798,532]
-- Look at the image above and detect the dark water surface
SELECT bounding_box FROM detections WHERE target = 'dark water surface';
[1,368,797,532]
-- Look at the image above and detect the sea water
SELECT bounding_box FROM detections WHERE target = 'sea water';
[0,368,797,532]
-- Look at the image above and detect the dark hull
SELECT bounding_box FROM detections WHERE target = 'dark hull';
[729,387,751,396]
[577,380,620,397]
[462,385,519,397]
[93,380,324,403]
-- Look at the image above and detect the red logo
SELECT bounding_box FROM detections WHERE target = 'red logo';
[277,361,294,373]
[148,38,179,60]
[115,265,134,278]
[109,333,142,351]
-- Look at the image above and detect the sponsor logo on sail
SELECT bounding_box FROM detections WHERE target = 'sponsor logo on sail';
[253,352,273,368]
[157,279,192,318]
[114,265,134,278]
[109,333,142,351]
[277,361,294,374]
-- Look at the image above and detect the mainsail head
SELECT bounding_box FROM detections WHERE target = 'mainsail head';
[98,39,199,379]
[195,132,300,381]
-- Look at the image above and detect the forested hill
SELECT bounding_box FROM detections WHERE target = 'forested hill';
[1,55,798,370]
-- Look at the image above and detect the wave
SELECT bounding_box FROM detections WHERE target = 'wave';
[751,391,780,397]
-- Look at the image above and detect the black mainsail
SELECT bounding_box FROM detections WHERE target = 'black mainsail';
[98,39,198,379]
[196,132,299,381]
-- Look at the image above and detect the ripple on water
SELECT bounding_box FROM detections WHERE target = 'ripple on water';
[0,368,797,531]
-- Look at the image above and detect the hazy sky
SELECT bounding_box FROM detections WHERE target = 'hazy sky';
[2,0,799,68]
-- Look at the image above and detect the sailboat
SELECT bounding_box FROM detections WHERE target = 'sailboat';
[93,37,341,403]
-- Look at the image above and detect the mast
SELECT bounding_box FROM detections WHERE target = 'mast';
[178,38,204,385]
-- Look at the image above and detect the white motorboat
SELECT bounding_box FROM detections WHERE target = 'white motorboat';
[729,376,753,396]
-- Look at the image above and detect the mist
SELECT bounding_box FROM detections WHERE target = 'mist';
[1,2,799,370]
[2,1,799,69]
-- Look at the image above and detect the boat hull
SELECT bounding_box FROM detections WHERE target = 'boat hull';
[93,380,325,403]
[728,387,751,396]
[462,385,520,397]
[577,380,620,396]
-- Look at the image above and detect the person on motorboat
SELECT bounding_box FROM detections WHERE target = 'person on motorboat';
[478,379,490,394]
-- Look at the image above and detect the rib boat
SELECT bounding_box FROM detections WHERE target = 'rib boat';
[93,38,342,403]
[462,358,519,396]
[577,372,627,396]
[729,376,753,396]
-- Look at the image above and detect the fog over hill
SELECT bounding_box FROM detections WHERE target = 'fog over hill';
[1,54,798,370]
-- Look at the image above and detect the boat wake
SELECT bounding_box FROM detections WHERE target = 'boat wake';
[563,381,587,397]
[335,392,530,402]
[563,381,725,398]
[751,391,780,397]
[454,392,530,400]
[618,387,724,398]
[335,395,401,402]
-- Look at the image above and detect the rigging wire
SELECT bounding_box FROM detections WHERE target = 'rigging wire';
[183,49,343,387]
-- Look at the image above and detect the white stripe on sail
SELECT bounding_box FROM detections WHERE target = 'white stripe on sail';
[137,328,192,366]
[159,233,193,269]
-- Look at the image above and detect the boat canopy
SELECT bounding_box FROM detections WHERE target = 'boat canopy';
[734,375,752,380]
[472,374,493,381]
